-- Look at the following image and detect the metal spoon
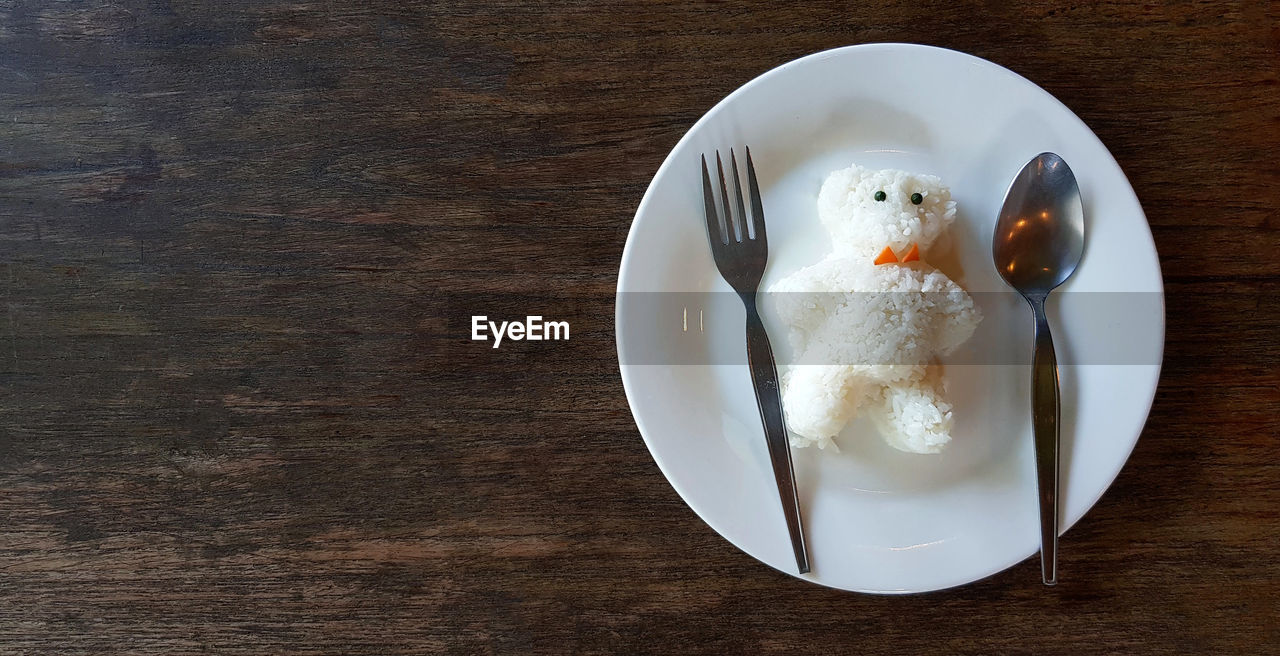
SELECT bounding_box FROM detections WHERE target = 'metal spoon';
[993,152,1084,586]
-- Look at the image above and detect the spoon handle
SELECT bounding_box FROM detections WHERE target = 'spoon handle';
[1030,297,1060,585]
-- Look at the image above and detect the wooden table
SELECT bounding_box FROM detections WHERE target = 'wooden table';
[2,1,1276,653]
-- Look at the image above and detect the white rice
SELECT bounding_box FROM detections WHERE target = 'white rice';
[817,165,958,257]
[770,164,980,454]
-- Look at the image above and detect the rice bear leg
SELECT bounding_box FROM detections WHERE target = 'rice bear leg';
[867,372,954,454]
[780,363,869,449]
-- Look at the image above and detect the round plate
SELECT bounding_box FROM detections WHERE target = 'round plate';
[616,43,1164,593]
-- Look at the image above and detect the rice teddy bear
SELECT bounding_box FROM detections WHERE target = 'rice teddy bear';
[769,164,981,454]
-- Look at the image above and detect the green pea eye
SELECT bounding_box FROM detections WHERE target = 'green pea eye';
[873,191,887,202]
[910,192,923,205]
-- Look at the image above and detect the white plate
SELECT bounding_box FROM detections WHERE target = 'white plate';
[615,44,1164,593]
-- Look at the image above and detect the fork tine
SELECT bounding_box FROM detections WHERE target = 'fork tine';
[729,149,749,241]
[745,145,767,244]
[701,155,726,245]
[715,151,740,243]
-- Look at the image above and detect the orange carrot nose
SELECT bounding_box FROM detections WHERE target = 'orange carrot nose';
[901,242,920,263]
[873,246,898,265]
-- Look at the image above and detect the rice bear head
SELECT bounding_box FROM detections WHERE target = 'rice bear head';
[817,164,957,259]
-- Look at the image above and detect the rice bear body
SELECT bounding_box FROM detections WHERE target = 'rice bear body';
[769,164,981,454]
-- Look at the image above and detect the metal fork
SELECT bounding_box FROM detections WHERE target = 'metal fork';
[700,147,809,575]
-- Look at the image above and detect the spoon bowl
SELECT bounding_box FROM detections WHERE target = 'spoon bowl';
[994,153,1084,295]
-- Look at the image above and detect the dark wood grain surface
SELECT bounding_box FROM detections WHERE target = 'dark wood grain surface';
[2,1,1277,653]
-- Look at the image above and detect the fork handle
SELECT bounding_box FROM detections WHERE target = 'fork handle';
[743,299,810,575]
[1030,296,1059,585]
